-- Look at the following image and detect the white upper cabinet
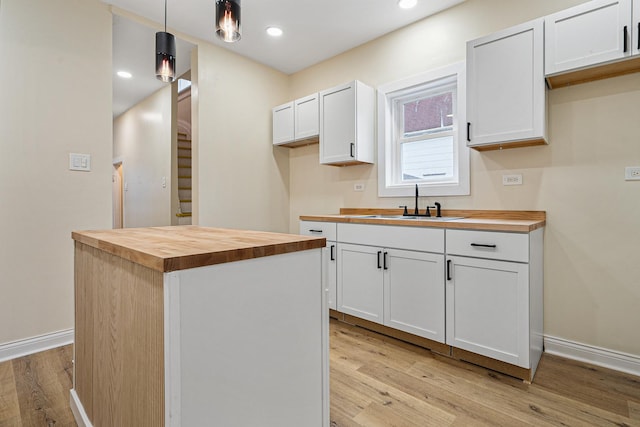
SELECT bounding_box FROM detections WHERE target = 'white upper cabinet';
[294,94,320,142]
[272,102,294,145]
[319,80,375,165]
[546,0,632,75]
[272,93,319,147]
[466,19,547,151]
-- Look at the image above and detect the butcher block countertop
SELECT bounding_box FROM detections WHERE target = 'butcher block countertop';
[300,208,546,233]
[72,226,326,273]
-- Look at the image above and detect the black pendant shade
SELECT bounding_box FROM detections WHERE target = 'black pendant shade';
[156,31,176,83]
[216,0,241,43]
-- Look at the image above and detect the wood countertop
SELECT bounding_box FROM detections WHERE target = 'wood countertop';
[72,226,326,273]
[300,209,546,233]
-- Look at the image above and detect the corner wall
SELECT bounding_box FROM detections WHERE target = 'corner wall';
[288,0,640,358]
[0,0,112,345]
[192,42,291,232]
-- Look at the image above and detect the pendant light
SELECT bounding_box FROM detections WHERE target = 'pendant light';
[156,0,176,82]
[216,0,241,43]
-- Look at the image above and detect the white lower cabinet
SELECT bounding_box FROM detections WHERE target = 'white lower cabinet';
[300,221,337,311]
[445,255,529,367]
[326,241,337,310]
[445,228,544,375]
[338,243,384,323]
[336,223,446,343]
[384,249,445,343]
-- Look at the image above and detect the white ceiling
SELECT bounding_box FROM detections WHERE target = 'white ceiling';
[109,0,465,117]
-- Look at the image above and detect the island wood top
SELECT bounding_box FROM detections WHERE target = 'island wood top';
[300,209,546,233]
[72,226,326,273]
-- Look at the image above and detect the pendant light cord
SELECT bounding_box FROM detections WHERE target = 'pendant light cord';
[164,0,167,32]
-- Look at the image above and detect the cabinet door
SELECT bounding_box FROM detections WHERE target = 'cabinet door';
[295,93,319,141]
[545,0,632,75]
[467,19,546,148]
[320,82,356,164]
[327,242,337,311]
[337,243,383,324]
[383,249,445,343]
[446,256,530,368]
[273,102,294,145]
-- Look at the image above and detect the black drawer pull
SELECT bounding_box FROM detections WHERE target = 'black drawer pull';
[383,252,388,270]
[308,229,323,233]
[466,122,471,142]
[447,259,452,281]
[377,251,382,269]
[330,245,335,261]
[350,142,355,158]
[470,243,497,249]
[624,25,629,53]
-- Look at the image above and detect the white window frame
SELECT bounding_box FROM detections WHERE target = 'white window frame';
[377,62,469,197]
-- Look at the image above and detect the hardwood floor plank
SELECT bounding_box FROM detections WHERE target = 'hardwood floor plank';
[408,358,640,427]
[0,359,22,427]
[630,401,640,420]
[12,346,76,427]
[357,361,530,427]
[534,353,640,413]
[332,355,456,425]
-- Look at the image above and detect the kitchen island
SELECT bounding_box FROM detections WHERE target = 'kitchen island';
[70,226,328,427]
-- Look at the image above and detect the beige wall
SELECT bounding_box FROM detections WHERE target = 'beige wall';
[113,85,175,228]
[0,0,112,344]
[192,42,291,232]
[289,0,640,357]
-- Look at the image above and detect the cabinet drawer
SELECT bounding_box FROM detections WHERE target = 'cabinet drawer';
[446,229,528,262]
[299,221,337,241]
[337,223,444,253]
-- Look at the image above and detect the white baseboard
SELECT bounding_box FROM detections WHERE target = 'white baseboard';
[544,335,640,377]
[0,329,73,363]
[70,389,93,427]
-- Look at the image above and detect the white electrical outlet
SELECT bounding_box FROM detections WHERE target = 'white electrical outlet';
[502,174,523,186]
[625,166,640,181]
[354,183,365,192]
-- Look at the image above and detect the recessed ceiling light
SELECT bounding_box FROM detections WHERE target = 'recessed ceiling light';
[398,0,417,9]
[266,26,283,37]
[117,71,132,79]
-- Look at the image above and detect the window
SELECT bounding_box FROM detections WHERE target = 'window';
[377,63,469,197]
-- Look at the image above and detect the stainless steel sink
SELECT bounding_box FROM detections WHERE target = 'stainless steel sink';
[344,215,464,221]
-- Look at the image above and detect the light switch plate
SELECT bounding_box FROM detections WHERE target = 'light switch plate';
[69,153,91,172]
[354,183,365,192]
[502,174,523,186]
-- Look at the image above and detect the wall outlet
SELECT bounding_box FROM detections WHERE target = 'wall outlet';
[354,183,365,192]
[502,174,523,186]
[625,166,640,181]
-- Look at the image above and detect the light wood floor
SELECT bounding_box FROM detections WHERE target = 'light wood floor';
[1,320,639,426]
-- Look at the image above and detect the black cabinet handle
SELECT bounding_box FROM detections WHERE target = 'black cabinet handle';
[330,245,335,261]
[377,251,382,269]
[383,252,388,270]
[624,25,629,53]
[466,122,471,142]
[447,260,452,281]
[308,229,323,233]
[637,22,639,50]
[350,143,355,158]
[470,243,497,248]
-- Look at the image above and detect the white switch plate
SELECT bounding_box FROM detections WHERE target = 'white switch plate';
[625,166,640,181]
[354,183,365,192]
[502,174,523,186]
[69,153,91,172]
